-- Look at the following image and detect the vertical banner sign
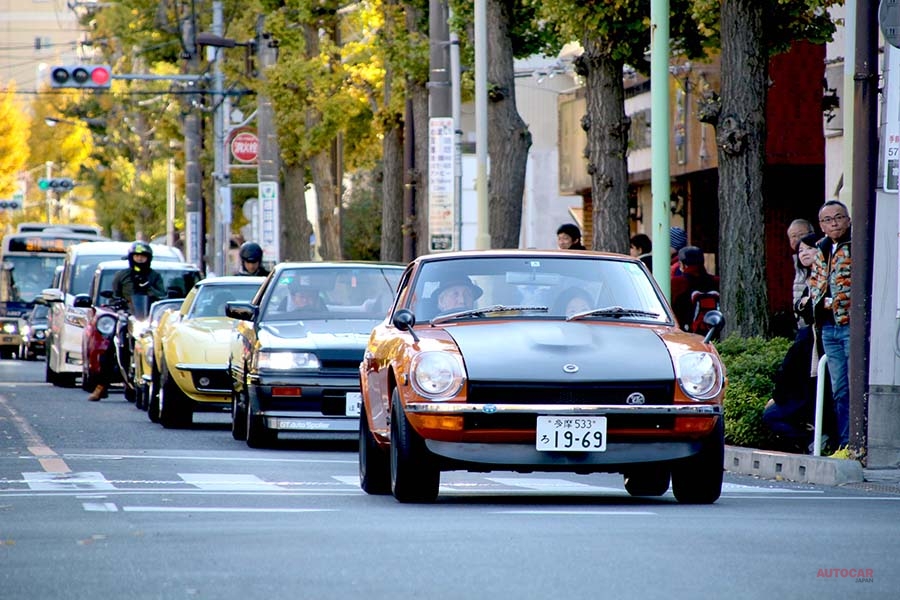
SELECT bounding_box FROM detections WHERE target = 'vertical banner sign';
[428,117,456,252]
[884,46,900,193]
[258,181,280,263]
[186,212,201,267]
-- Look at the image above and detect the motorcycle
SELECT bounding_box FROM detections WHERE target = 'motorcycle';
[98,292,149,402]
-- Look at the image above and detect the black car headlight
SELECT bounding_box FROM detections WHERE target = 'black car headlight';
[34,330,46,340]
[95,315,117,337]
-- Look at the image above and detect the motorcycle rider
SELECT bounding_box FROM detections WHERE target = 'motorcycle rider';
[87,241,165,401]
[235,241,270,277]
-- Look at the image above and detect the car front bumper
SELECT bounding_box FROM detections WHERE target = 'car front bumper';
[248,373,362,432]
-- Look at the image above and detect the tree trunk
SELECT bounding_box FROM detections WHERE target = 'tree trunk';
[580,37,630,254]
[411,81,429,257]
[716,0,770,337]
[281,163,312,261]
[486,0,531,249]
[381,116,404,262]
[309,150,341,260]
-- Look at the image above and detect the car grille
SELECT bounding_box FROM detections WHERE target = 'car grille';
[319,358,362,371]
[266,387,358,415]
[463,380,676,431]
[190,369,231,392]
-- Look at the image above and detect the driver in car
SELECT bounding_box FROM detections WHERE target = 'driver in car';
[434,276,483,314]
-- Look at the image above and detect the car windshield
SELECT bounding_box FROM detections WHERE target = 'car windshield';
[262,266,401,321]
[188,283,262,318]
[409,256,669,324]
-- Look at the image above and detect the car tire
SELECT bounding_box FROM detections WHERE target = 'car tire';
[231,387,247,441]
[45,352,57,385]
[390,389,439,503]
[624,467,671,497]
[135,382,147,410]
[159,363,191,429]
[359,407,390,495]
[147,364,161,422]
[246,402,276,449]
[671,418,725,505]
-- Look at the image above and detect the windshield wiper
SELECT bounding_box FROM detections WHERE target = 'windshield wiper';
[431,305,548,324]
[566,305,660,322]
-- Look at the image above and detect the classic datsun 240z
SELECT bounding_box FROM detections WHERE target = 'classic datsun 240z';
[358,250,727,504]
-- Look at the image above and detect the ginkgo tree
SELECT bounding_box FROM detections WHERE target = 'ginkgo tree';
[0,84,30,208]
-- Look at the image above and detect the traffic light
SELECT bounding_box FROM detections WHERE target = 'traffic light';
[38,178,75,192]
[49,65,112,89]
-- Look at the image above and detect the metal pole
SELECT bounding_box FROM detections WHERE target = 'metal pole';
[474,0,489,249]
[183,9,204,271]
[849,0,878,456]
[45,161,53,224]
[650,0,671,299]
[212,1,226,276]
[449,9,462,250]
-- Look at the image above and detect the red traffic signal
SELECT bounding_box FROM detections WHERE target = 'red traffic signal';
[49,65,112,89]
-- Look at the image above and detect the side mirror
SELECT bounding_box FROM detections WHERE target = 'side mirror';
[392,309,419,343]
[73,294,92,309]
[41,288,64,303]
[702,310,726,344]
[225,302,257,321]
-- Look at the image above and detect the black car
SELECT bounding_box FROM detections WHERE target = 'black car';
[227,262,403,448]
[18,303,50,360]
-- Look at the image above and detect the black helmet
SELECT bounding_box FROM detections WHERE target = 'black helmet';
[239,241,263,263]
[128,241,153,275]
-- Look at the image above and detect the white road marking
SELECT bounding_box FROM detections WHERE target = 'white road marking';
[83,502,118,512]
[121,507,336,513]
[23,471,114,491]
[178,473,286,491]
[486,477,623,494]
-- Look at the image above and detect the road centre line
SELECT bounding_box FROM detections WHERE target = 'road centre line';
[122,506,338,513]
[0,394,70,473]
[57,453,357,464]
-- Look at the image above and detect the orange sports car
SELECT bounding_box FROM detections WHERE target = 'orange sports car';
[359,249,727,504]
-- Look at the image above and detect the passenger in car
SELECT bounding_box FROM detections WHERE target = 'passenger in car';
[554,286,593,317]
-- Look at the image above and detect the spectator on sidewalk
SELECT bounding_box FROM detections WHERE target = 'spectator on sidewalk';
[630,234,653,271]
[669,226,687,278]
[556,223,586,250]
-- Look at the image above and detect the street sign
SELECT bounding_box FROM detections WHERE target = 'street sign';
[428,117,456,252]
[880,0,900,48]
[884,47,899,193]
[258,181,280,263]
[230,130,259,163]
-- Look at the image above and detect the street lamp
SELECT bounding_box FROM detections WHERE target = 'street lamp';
[44,116,107,129]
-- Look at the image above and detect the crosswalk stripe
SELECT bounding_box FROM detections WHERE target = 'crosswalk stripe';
[23,472,115,491]
[177,473,285,491]
[486,477,623,494]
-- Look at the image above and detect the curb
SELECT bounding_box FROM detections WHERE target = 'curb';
[725,446,864,486]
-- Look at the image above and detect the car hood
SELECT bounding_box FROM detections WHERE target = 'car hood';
[259,319,379,356]
[177,317,236,363]
[445,321,675,382]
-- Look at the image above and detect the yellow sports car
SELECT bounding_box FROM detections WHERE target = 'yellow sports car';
[150,276,266,428]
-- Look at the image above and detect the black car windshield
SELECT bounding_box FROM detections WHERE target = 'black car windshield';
[410,256,669,323]
[262,266,401,321]
[188,283,262,318]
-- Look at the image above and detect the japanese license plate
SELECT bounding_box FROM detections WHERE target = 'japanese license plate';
[1,337,13,343]
[345,392,362,417]
[536,416,607,452]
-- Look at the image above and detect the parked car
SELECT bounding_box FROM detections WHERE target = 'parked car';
[227,262,403,448]
[41,241,185,387]
[77,260,202,399]
[17,303,50,360]
[357,249,727,504]
[133,297,184,413]
[150,276,266,428]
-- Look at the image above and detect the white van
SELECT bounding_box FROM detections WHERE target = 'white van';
[41,241,185,387]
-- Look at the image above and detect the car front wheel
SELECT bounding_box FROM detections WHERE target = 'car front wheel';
[359,407,390,495]
[671,419,724,504]
[231,386,247,441]
[390,389,439,503]
[159,363,191,429]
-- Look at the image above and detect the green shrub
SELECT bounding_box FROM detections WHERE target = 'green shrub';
[715,334,792,448]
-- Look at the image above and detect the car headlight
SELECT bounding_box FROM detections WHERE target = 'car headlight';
[65,308,87,328]
[677,351,723,400]
[256,351,320,370]
[410,351,465,399]
[95,315,117,337]
[34,330,46,340]
[2,322,18,334]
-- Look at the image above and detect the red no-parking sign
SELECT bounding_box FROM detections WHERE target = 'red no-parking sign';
[230,130,259,164]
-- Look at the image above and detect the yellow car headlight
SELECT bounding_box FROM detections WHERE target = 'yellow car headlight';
[410,351,465,399]
[677,351,723,400]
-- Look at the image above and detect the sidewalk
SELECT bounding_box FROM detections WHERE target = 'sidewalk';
[725,445,900,494]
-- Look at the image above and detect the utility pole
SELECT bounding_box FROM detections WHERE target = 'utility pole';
[211,1,227,276]
[182,8,204,271]
[428,0,454,253]
[256,16,281,264]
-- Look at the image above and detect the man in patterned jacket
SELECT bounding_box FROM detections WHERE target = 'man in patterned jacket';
[807,200,851,446]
